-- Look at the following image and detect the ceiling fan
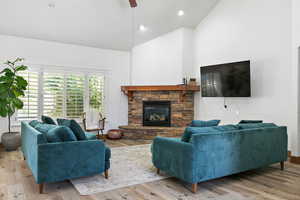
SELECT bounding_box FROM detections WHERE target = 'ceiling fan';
[129,0,137,8]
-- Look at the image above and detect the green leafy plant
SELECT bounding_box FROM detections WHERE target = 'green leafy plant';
[0,58,28,133]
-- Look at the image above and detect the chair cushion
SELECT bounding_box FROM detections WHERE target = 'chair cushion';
[190,120,221,127]
[238,123,278,130]
[57,119,87,140]
[85,132,97,140]
[42,115,56,125]
[47,126,77,142]
[239,120,263,124]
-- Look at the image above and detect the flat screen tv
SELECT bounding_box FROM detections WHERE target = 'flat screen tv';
[200,60,251,97]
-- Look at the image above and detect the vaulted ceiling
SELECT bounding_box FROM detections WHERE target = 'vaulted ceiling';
[0,0,218,50]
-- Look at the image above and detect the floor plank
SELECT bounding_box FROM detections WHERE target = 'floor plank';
[0,140,299,200]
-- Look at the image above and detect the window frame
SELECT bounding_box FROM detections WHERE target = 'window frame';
[12,64,110,126]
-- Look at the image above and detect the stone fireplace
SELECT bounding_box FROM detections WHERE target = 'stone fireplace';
[119,85,200,139]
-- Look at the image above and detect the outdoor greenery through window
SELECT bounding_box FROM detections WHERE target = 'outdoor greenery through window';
[16,70,105,121]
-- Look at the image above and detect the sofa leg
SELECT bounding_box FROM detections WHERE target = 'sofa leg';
[23,156,26,160]
[104,170,108,179]
[191,183,197,193]
[157,168,160,175]
[39,183,44,194]
[280,161,284,171]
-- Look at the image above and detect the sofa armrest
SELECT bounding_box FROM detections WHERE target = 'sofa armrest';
[151,137,195,183]
[37,140,106,184]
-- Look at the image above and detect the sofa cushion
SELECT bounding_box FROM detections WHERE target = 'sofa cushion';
[42,115,56,125]
[29,120,41,128]
[57,119,87,140]
[238,123,278,130]
[46,126,77,142]
[85,132,97,140]
[190,120,221,127]
[212,124,239,131]
[239,120,263,124]
[181,127,218,142]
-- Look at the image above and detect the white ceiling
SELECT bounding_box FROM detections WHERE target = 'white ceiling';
[0,0,219,51]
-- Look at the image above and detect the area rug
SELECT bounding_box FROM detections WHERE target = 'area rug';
[70,144,169,195]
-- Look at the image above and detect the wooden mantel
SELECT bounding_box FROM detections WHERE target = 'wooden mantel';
[121,85,200,101]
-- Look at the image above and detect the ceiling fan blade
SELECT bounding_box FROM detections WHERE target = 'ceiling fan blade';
[129,0,137,8]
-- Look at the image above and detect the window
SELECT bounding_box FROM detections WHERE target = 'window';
[16,69,105,122]
[43,73,64,118]
[17,71,39,120]
[89,75,105,113]
[66,74,85,118]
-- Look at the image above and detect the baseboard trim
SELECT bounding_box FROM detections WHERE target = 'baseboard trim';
[288,151,300,164]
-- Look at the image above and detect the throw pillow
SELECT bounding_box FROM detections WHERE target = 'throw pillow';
[42,115,56,125]
[239,120,263,124]
[190,120,221,127]
[34,123,57,134]
[57,119,87,140]
[47,126,77,142]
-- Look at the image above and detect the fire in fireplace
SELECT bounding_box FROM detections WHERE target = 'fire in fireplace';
[143,101,171,127]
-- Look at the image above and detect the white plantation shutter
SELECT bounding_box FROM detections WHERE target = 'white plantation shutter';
[66,74,85,118]
[15,68,105,122]
[17,71,39,121]
[89,75,105,113]
[43,73,64,118]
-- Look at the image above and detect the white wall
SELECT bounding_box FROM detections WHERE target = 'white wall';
[292,0,300,156]
[194,0,298,154]
[131,28,194,85]
[0,35,130,141]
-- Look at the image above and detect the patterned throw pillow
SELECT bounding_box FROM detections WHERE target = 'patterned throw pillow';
[57,119,87,140]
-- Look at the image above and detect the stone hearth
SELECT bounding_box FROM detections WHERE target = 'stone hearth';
[119,85,200,139]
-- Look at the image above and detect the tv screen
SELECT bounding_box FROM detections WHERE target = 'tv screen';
[200,61,251,97]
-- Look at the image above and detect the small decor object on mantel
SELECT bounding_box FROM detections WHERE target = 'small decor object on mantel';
[107,129,123,140]
[0,58,28,151]
[189,78,197,86]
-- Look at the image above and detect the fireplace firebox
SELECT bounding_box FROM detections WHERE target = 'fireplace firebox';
[143,101,171,127]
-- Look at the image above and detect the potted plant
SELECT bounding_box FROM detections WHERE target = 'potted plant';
[0,58,28,151]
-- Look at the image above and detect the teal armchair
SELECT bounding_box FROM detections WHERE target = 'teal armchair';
[21,122,110,193]
[152,126,288,193]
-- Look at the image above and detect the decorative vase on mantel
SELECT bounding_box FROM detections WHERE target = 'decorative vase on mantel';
[0,58,28,151]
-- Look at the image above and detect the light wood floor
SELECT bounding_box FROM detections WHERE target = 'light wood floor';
[0,139,300,200]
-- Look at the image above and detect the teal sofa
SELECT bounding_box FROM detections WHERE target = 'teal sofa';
[21,121,110,193]
[151,123,288,193]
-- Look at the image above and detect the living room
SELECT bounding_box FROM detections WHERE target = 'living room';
[0,0,300,199]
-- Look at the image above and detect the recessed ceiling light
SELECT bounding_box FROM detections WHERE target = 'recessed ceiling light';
[48,2,55,8]
[139,25,147,32]
[177,10,185,16]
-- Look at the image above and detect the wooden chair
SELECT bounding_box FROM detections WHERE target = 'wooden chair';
[82,111,106,141]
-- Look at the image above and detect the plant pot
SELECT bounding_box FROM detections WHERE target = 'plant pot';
[1,132,21,151]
